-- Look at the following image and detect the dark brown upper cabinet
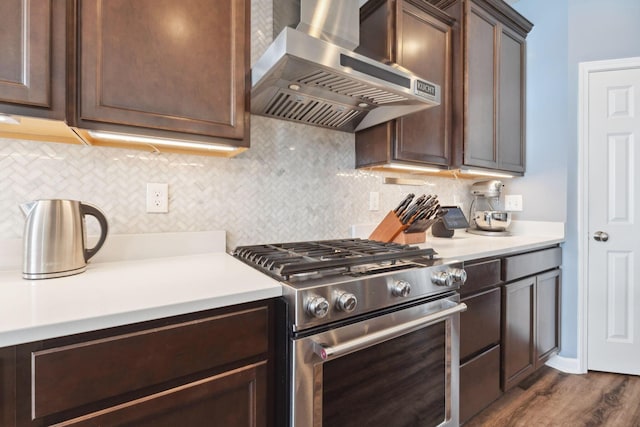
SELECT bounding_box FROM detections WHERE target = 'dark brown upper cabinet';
[0,0,67,120]
[355,0,454,170]
[435,0,532,175]
[68,0,250,150]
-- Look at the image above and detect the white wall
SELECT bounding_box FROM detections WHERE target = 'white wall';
[513,0,640,358]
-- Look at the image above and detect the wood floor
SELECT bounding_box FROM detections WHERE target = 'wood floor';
[465,367,640,427]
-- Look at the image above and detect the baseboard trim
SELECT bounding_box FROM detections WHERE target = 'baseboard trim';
[545,355,584,374]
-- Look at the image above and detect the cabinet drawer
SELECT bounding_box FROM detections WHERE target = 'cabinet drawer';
[460,287,501,361]
[461,258,501,295]
[54,362,267,427]
[32,306,269,419]
[460,345,502,424]
[502,246,562,282]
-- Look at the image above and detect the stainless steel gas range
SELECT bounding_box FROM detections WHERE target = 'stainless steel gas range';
[233,238,467,427]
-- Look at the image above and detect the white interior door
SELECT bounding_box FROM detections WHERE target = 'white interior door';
[587,65,640,375]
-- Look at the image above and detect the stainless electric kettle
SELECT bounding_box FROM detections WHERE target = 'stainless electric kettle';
[21,199,109,279]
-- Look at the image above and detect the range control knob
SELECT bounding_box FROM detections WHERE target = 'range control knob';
[449,268,468,284]
[306,296,330,318]
[336,292,358,312]
[432,271,454,287]
[392,280,412,297]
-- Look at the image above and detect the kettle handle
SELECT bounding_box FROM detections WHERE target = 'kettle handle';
[80,203,109,262]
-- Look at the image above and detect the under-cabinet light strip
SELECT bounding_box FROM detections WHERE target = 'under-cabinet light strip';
[459,168,514,178]
[87,131,237,152]
[0,113,21,125]
[385,162,442,173]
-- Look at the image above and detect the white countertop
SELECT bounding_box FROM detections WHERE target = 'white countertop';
[0,232,281,347]
[353,219,565,262]
[0,223,564,348]
[427,227,564,262]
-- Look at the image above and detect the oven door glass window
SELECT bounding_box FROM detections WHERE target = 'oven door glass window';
[322,321,446,427]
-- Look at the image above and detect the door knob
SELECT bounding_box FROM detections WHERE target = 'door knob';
[593,231,609,242]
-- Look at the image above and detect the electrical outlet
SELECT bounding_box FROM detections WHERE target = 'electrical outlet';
[369,191,380,211]
[504,194,523,211]
[146,183,169,213]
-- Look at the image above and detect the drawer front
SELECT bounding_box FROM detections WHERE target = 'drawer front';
[461,258,501,295]
[460,287,501,361]
[460,345,502,424]
[502,246,562,282]
[32,306,269,419]
[55,362,267,427]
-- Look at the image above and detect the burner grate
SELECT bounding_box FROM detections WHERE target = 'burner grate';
[233,238,436,280]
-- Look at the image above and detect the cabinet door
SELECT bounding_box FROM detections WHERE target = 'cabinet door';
[75,0,249,144]
[0,346,16,427]
[502,277,535,391]
[464,2,498,170]
[30,306,268,420]
[0,0,66,119]
[497,25,526,173]
[535,269,561,367]
[355,0,453,169]
[58,362,267,427]
[394,1,452,166]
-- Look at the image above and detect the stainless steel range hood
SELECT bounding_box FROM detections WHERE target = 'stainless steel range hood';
[251,0,441,133]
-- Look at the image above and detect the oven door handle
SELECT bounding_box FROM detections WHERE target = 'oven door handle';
[312,301,467,361]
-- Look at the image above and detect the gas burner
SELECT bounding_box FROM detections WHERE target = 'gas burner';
[233,238,436,281]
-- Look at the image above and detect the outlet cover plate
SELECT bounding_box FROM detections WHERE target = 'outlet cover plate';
[146,183,169,213]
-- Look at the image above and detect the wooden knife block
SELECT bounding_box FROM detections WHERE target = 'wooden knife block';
[369,211,406,242]
[368,211,426,244]
[393,230,426,244]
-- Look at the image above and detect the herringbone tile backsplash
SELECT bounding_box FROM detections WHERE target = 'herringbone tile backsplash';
[0,0,472,251]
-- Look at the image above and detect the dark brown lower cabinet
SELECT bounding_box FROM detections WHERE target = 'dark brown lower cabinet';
[460,345,501,424]
[502,268,561,391]
[460,287,501,360]
[459,259,503,424]
[56,362,266,427]
[460,247,561,422]
[502,276,536,391]
[1,300,274,427]
[460,287,502,424]
[535,269,561,367]
[0,346,17,426]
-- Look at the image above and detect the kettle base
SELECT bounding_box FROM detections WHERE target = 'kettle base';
[23,265,87,280]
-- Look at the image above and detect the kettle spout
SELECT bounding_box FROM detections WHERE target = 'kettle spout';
[20,201,37,217]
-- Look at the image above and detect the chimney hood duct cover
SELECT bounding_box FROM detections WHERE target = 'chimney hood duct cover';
[251,1,441,133]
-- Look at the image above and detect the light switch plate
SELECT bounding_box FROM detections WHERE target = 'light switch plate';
[369,191,380,211]
[505,194,523,211]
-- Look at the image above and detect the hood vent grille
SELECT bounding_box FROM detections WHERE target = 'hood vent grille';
[298,71,410,105]
[265,91,364,130]
[251,26,440,132]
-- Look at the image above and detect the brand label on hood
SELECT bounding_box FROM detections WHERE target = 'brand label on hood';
[415,80,437,99]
